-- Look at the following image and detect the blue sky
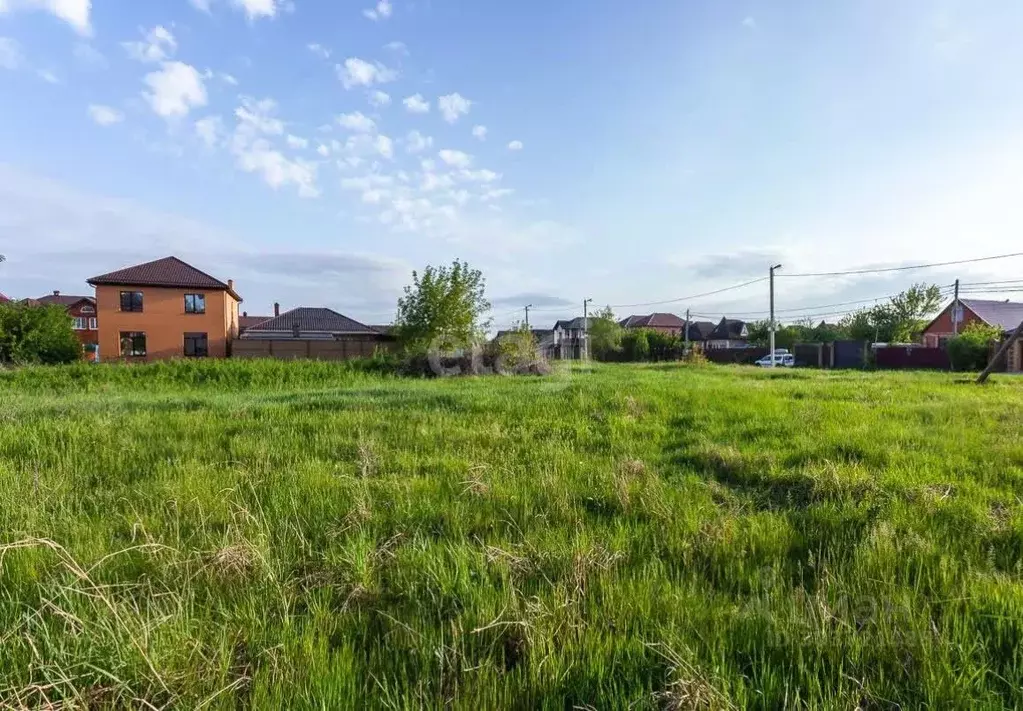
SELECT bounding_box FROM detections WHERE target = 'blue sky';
[2,0,1023,328]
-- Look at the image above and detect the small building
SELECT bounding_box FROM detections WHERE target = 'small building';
[922,298,1023,372]
[234,307,394,360]
[87,256,242,362]
[683,320,716,348]
[33,291,99,352]
[706,318,750,349]
[618,312,686,335]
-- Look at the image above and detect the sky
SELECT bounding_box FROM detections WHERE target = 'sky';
[2,0,1023,330]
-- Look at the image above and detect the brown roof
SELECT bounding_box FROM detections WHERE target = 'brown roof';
[0,293,9,303]
[34,294,95,307]
[239,315,272,331]
[243,307,379,335]
[619,312,685,329]
[87,256,241,301]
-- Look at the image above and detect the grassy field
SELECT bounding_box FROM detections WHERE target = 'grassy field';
[2,360,1023,709]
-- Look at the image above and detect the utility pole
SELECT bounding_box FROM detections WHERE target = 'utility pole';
[952,279,961,336]
[978,319,1023,384]
[524,304,532,329]
[685,308,691,354]
[769,264,783,367]
[583,298,593,360]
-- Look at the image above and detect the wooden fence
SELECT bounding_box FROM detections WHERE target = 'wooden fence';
[232,336,393,361]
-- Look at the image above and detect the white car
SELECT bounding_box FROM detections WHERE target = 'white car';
[756,353,795,367]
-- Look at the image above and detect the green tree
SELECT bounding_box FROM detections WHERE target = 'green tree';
[838,284,944,343]
[746,320,770,347]
[947,322,1003,371]
[0,302,81,365]
[588,306,622,360]
[393,260,491,353]
[623,329,650,361]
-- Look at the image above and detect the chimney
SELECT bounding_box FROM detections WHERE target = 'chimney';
[228,279,234,291]
[242,311,248,318]
[53,290,60,296]
[274,302,280,317]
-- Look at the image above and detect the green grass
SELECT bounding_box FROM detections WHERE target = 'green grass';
[2,360,1023,709]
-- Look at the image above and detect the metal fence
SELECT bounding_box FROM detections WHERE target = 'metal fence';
[874,346,950,370]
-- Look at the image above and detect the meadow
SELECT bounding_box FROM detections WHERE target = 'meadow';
[1,360,1022,709]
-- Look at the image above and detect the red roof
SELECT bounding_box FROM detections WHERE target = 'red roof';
[619,312,686,329]
[34,294,95,307]
[0,293,9,303]
[88,256,241,301]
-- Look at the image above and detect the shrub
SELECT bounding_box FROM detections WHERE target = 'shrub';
[0,302,82,365]
[947,323,1003,371]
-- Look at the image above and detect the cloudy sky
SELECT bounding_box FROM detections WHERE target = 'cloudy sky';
[2,0,1023,328]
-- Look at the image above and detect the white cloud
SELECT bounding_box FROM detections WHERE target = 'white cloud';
[375,134,394,159]
[482,188,514,201]
[317,144,330,157]
[194,115,223,147]
[189,0,281,20]
[421,171,454,191]
[37,68,59,83]
[403,93,429,113]
[383,40,408,55]
[507,140,524,151]
[122,25,176,63]
[369,89,391,107]
[87,104,123,126]
[143,61,208,119]
[0,0,92,35]
[405,130,432,154]
[461,168,500,183]
[472,125,488,141]
[232,138,320,197]
[421,158,435,171]
[338,111,376,133]
[341,174,394,191]
[362,188,389,204]
[438,92,471,123]
[0,37,22,69]
[337,57,397,89]
[363,0,391,21]
[438,149,472,168]
[235,96,284,135]
[72,42,106,69]
[286,134,308,149]
[307,43,331,59]
[189,0,212,11]
[220,72,238,85]
[742,16,756,29]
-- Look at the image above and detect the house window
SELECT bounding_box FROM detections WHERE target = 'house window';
[184,332,208,358]
[80,305,95,314]
[89,318,97,330]
[120,291,143,312]
[120,332,146,357]
[938,336,950,348]
[184,294,206,314]
[72,317,87,330]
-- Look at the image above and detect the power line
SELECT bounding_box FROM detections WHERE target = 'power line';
[778,251,1023,278]
[696,284,955,319]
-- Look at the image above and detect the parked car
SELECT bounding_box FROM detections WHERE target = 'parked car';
[756,353,795,367]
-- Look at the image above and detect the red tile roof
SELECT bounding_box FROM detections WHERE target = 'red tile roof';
[0,293,9,303]
[87,256,241,300]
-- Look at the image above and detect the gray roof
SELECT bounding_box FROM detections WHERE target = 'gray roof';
[244,307,379,335]
[685,320,717,340]
[554,317,589,330]
[709,318,747,340]
[962,299,1023,332]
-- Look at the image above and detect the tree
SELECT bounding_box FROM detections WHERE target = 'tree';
[746,320,770,347]
[838,283,944,343]
[947,322,1003,371]
[0,302,81,365]
[623,329,650,361]
[588,306,622,360]
[393,260,491,353]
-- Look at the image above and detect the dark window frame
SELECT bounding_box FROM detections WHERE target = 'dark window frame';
[184,293,206,314]
[119,331,147,357]
[120,291,144,313]
[183,332,209,358]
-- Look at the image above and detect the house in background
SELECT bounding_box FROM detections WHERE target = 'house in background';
[87,256,242,362]
[618,312,686,335]
[234,307,393,360]
[683,320,717,348]
[706,318,750,349]
[552,317,589,359]
[33,291,99,353]
[922,298,1023,372]
[0,292,9,303]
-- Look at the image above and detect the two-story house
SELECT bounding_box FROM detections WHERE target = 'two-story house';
[33,292,99,354]
[87,256,242,362]
[706,318,750,349]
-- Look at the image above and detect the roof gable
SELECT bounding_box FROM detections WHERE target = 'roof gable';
[245,307,378,334]
[88,256,239,299]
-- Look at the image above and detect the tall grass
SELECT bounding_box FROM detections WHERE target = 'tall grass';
[1,361,1022,708]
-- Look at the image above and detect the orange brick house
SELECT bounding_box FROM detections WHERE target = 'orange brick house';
[87,257,241,362]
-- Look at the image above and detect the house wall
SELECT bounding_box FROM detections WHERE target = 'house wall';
[67,301,99,349]
[95,285,238,362]
[922,303,984,347]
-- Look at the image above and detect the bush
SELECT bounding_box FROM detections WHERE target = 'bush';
[0,302,82,365]
[947,323,1003,371]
